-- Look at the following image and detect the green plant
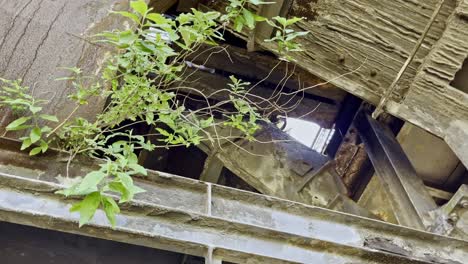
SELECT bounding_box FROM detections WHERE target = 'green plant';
[0,78,57,155]
[265,16,309,60]
[0,0,309,228]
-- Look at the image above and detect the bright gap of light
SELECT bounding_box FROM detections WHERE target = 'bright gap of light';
[282,117,335,153]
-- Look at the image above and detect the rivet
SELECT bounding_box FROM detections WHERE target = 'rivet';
[460,199,468,209]
[449,212,459,223]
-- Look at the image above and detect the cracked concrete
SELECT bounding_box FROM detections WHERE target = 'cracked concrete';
[0,0,134,132]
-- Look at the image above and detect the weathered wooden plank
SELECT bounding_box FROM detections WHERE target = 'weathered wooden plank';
[256,0,468,140]
[387,0,468,138]
[0,0,134,132]
[288,0,454,98]
[201,0,468,137]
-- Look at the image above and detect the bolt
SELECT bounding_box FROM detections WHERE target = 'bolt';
[460,199,468,209]
[338,55,346,64]
[449,212,459,223]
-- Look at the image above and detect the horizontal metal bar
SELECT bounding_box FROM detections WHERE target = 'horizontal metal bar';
[0,138,466,264]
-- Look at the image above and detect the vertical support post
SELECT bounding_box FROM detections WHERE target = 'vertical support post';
[206,183,212,216]
[445,120,468,169]
[205,246,222,264]
[200,154,224,183]
[355,112,437,230]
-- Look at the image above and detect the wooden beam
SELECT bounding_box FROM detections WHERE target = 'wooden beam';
[202,1,468,138]
[387,1,468,138]
[187,44,346,103]
[175,68,340,128]
[266,0,454,106]
[261,0,467,138]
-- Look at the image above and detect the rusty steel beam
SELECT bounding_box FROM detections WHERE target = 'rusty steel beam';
[0,138,466,263]
[355,113,438,230]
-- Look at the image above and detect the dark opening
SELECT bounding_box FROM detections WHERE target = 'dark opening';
[0,221,204,264]
[450,57,468,93]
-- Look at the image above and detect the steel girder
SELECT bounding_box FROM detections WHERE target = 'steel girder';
[0,138,466,264]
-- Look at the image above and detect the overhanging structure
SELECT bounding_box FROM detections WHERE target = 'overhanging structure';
[0,138,466,264]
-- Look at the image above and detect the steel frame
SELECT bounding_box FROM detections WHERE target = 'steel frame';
[355,113,438,230]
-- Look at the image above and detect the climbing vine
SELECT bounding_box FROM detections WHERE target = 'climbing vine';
[0,0,307,227]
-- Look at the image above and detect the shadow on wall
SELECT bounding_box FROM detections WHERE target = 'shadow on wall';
[0,221,204,264]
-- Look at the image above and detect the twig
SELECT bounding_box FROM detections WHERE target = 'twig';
[372,0,446,119]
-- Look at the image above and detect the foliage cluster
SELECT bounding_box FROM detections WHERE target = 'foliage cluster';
[0,0,307,227]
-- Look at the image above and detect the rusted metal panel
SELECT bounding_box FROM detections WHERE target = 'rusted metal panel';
[0,137,467,263]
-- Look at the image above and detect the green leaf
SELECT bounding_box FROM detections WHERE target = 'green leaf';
[40,140,48,153]
[128,163,147,176]
[20,138,32,150]
[253,14,267,22]
[273,16,288,27]
[286,31,309,41]
[111,11,140,24]
[108,181,131,203]
[6,116,31,131]
[130,0,148,16]
[117,172,134,193]
[39,114,59,122]
[249,0,275,5]
[75,170,108,195]
[102,196,120,227]
[29,105,42,114]
[146,13,168,24]
[29,147,42,156]
[242,9,255,29]
[29,127,41,144]
[130,184,146,195]
[286,17,304,26]
[118,30,138,47]
[70,192,101,227]
[234,16,245,32]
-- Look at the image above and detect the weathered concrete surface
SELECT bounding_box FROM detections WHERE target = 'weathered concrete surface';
[0,137,467,264]
[199,122,345,207]
[0,0,133,131]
